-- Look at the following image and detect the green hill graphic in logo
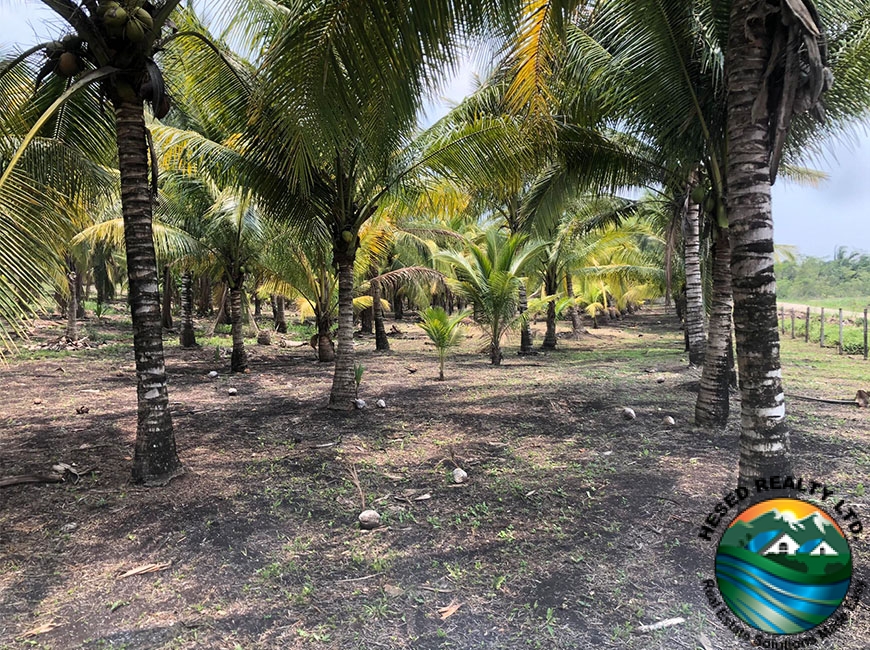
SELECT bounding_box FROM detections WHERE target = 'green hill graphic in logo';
[715,497,852,634]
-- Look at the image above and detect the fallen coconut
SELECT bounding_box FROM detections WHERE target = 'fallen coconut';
[376,399,386,408]
[622,407,637,420]
[452,467,468,484]
[353,398,367,410]
[656,376,665,384]
[663,416,676,426]
[358,509,381,530]
[208,370,218,378]
[227,387,238,396]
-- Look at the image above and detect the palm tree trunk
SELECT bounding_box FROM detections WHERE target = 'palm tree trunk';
[542,272,558,350]
[438,351,445,381]
[230,282,248,373]
[518,281,533,353]
[329,256,357,409]
[316,305,335,362]
[179,270,197,347]
[161,265,173,329]
[114,98,182,485]
[75,267,85,319]
[360,305,373,334]
[393,288,404,320]
[197,276,211,315]
[490,321,502,366]
[373,279,390,351]
[695,228,733,427]
[66,267,78,341]
[273,294,287,333]
[727,0,791,484]
[565,274,583,339]
[683,194,706,365]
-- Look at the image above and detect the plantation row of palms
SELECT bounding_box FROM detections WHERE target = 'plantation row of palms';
[2,1,870,488]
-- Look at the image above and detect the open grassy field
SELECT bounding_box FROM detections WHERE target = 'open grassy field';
[1,307,868,649]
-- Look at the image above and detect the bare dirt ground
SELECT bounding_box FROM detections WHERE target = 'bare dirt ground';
[1,306,868,649]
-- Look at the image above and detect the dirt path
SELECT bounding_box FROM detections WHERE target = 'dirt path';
[777,301,868,320]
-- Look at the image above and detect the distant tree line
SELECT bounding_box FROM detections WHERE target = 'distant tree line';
[776,248,870,303]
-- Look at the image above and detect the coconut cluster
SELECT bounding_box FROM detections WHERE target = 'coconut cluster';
[97,0,155,43]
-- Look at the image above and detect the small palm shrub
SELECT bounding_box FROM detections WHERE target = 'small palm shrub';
[419,307,469,380]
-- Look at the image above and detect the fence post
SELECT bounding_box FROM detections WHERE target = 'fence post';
[864,308,868,361]
[820,307,825,348]
[838,308,844,355]
[790,309,795,339]
[780,305,785,334]
[805,307,810,343]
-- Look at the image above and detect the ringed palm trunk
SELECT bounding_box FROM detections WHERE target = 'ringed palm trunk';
[373,279,389,351]
[695,228,733,427]
[518,282,533,353]
[329,255,357,409]
[179,270,197,347]
[683,196,706,365]
[115,99,182,485]
[161,265,173,329]
[565,274,583,339]
[229,279,248,373]
[727,0,791,484]
[542,271,558,350]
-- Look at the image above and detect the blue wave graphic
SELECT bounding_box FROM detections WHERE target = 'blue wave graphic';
[715,553,850,634]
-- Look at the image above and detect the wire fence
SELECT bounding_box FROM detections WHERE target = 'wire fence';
[778,305,869,359]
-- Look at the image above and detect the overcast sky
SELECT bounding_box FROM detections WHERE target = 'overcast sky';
[3,3,868,260]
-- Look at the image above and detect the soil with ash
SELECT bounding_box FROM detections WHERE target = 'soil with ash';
[1,306,868,649]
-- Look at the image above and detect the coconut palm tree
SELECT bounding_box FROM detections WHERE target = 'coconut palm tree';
[438,229,544,365]
[420,306,470,380]
[0,0,204,484]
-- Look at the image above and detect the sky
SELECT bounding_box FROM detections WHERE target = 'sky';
[2,3,868,260]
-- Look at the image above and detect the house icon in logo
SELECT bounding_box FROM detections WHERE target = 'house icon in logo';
[762,532,800,556]
[760,532,840,557]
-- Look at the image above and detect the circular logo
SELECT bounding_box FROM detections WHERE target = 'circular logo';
[715,498,852,634]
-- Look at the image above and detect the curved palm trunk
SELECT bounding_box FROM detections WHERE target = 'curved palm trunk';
[727,0,791,484]
[695,229,733,427]
[329,256,357,409]
[565,274,583,339]
[373,279,390,351]
[115,99,182,485]
[683,196,706,365]
[518,282,533,353]
[179,270,197,347]
[230,282,248,373]
[161,265,173,330]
